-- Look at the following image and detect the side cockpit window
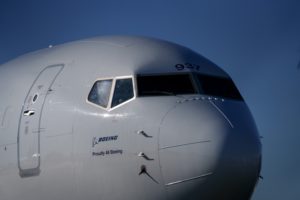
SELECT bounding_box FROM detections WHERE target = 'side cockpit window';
[112,78,134,108]
[88,79,113,108]
[88,76,135,110]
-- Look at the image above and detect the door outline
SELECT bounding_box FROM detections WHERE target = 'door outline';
[17,64,64,177]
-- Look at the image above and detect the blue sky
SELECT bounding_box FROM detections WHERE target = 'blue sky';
[1,0,300,199]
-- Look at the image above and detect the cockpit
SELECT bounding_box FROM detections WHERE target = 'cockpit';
[87,73,243,110]
[137,73,242,100]
[87,76,135,110]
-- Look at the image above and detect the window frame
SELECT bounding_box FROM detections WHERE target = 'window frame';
[86,75,136,111]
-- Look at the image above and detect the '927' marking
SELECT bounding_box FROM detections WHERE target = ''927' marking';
[175,63,201,71]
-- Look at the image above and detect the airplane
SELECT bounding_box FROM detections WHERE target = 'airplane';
[0,35,262,200]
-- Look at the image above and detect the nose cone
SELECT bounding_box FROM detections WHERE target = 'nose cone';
[159,98,261,199]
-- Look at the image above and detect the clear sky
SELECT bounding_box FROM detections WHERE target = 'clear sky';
[1,0,300,199]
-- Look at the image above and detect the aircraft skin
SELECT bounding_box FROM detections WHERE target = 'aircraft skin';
[0,36,261,200]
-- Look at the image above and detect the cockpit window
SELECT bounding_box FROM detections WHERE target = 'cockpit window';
[111,78,134,108]
[196,74,243,100]
[88,79,113,108]
[88,76,135,110]
[137,74,196,96]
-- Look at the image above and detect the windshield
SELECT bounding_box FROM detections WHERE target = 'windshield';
[136,73,243,100]
[196,74,243,100]
[137,74,196,96]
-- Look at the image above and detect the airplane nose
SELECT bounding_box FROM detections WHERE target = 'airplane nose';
[158,98,261,199]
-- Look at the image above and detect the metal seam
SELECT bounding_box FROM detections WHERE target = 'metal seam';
[160,140,211,150]
[165,172,213,186]
[209,100,234,128]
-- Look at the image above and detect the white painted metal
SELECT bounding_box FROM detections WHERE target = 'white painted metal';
[0,36,261,200]
[18,65,63,177]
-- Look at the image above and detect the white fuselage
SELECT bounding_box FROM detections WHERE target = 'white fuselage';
[0,36,261,200]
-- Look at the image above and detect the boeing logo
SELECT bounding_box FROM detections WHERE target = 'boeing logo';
[92,135,118,147]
